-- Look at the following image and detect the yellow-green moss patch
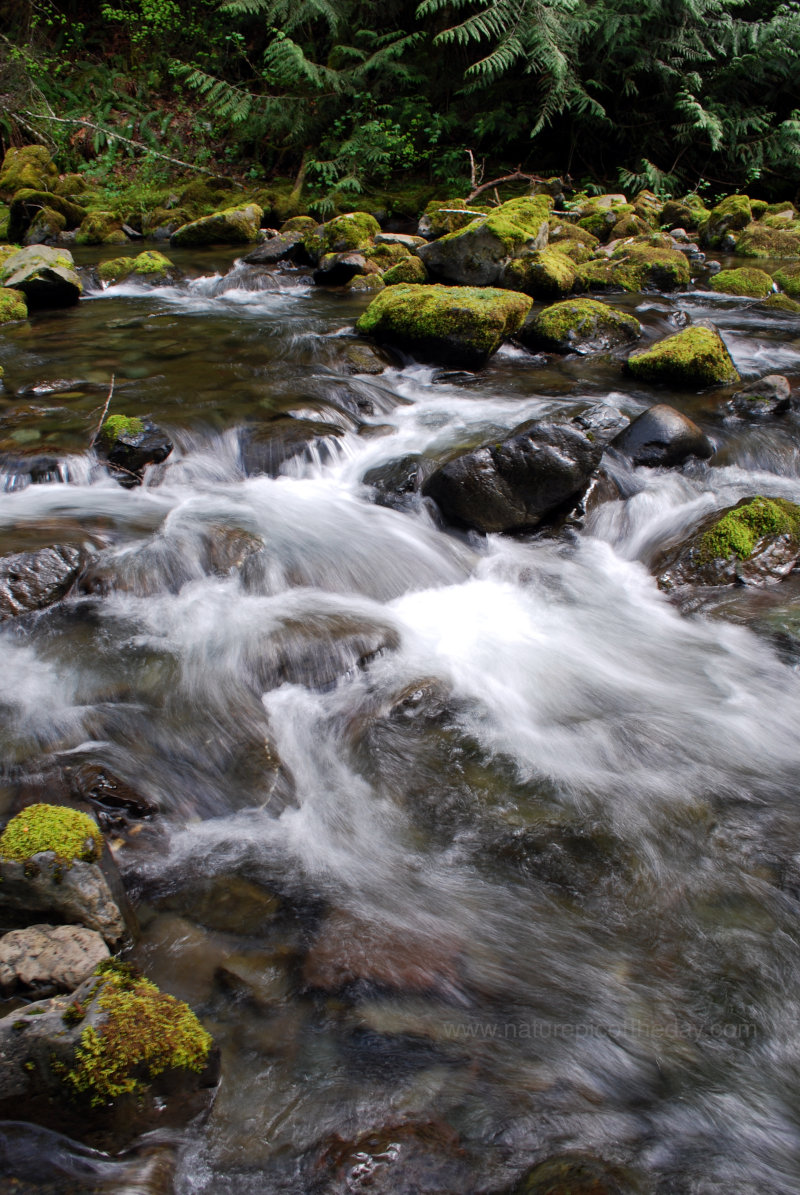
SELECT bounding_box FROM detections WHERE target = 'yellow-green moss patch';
[99,414,145,442]
[626,325,740,387]
[700,496,800,562]
[382,256,427,285]
[712,267,774,298]
[0,803,102,864]
[0,288,27,322]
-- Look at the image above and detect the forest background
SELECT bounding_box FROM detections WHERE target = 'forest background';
[2,0,800,214]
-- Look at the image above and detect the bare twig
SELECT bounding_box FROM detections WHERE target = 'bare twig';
[466,169,554,204]
[91,375,115,447]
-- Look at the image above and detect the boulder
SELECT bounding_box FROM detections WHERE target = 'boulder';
[0,804,134,945]
[356,283,532,368]
[242,230,305,265]
[382,255,428,285]
[239,415,344,476]
[727,374,792,419]
[422,420,602,533]
[518,297,641,354]
[760,293,800,313]
[416,195,551,286]
[96,250,179,286]
[170,203,263,247]
[700,194,752,247]
[661,198,709,231]
[23,206,65,245]
[502,246,576,297]
[612,403,713,467]
[0,288,27,323]
[0,146,58,199]
[322,210,380,253]
[0,544,86,620]
[0,245,82,309]
[75,211,126,245]
[608,242,690,291]
[734,222,800,258]
[363,453,428,509]
[7,190,86,242]
[417,197,486,239]
[313,250,381,286]
[773,263,800,297]
[625,325,740,388]
[656,496,800,589]
[712,267,774,297]
[0,924,109,995]
[374,231,426,249]
[575,197,635,241]
[94,414,173,483]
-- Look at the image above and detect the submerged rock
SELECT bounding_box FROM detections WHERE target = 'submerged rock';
[625,325,740,388]
[312,1120,472,1195]
[656,495,800,590]
[239,416,345,476]
[0,245,82,309]
[509,1152,639,1195]
[356,283,532,367]
[422,421,602,533]
[170,203,263,247]
[727,374,792,419]
[0,543,86,620]
[612,404,713,467]
[0,924,109,996]
[518,297,641,354]
[416,195,551,286]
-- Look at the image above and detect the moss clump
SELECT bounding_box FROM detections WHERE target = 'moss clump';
[481,195,553,249]
[700,496,800,562]
[170,204,263,247]
[75,211,126,246]
[610,213,652,239]
[99,414,145,443]
[577,203,634,241]
[610,243,690,291]
[279,215,318,234]
[364,242,410,268]
[0,288,27,322]
[661,198,709,231]
[356,282,532,367]
[504,247,576,297]
[418,198,485,238]
[524,297,640,353]
[322,211,380,253]
[761,293,800,313]
[62,964,212,1105]
[626,325,740,387]
[0,803,102,864]
[734,223,800,258]
[633,189,663,226]
[773,263,800,297]
[712,267,774,298]
[97,250,175,285]
[382,256,427,285]
[700,194,752,246]
[0,146,58,199]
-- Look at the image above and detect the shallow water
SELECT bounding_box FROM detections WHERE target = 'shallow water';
[3,247,800,1193]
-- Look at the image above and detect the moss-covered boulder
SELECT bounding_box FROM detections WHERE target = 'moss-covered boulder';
[503,247,576,297]
[170,203,263,247]
[141,205,193,239]
[518,298,641,354]
[280,214,318,234]
[346,274,385,293]
[609,212,652,240]
[76,211,126,246]
[0,244,82,308]
[626,325,739,387]
[382,255,428,285]
[94,414,173,484]
[0,288,27,323]
[322,211,380,253]
[356,283,532,367]
[8,189,87,242]
[733,222,800,258]
[761,292,800,313]
[24,206,66,245]
[416,195,552,287]
[661,197,709,231]
[574,259,618,291]
[773,263,800,297]
[97,250,179,286]
[0,146,58,200]
[417,198,486,239]
[656,496,800,589]
[632,189,663,226]
[712,267,774,298]
[609,242,690,291]
[548,221,600,251]
[575,197,634,241]
[700,194,752,247]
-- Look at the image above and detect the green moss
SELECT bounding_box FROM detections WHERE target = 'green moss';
[323,211,381,253]
[761,293,800,313]
[700,497,800,562]
[610,213,651,239]
[0,288,27,322]
[0,803,102,864]
[170,204,263,247]
[633,189,663,226]
[363,242,410,268]
[62,965,212,1106]
[505,247,576,298]
[419,198,485,238]
[700,194,752,246]
[100,414,145,443]
[347,274,385,292]
[750,199,769,218]
[382,256,427,284]
[733,223,800,258]
[661,198,709,230]
[0,146,58,199]
[610,243,690,291]
[578,203,633,241]
[481,195,552,250]
[712,267,774,297]
[97,250,174,285]
[528,297,640,351]
[575,259,617,291]
[626,325,740,387]
[76,211,124,246]
[773,263,800,297]
[279,215,317,234]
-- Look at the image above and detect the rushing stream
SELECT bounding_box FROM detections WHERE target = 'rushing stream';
[3,245,800,1193]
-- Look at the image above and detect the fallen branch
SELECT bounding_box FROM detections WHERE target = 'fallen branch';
[21,111,243,186]
[91,375,115,447]
[466,169,556,204]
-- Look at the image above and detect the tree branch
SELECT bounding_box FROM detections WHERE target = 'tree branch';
[466,169,555,204]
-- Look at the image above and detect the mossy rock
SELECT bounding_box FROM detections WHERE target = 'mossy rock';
[0,803,102,865]
[383,256,428,285]
[322,211,381,254]
[97,250,177,286]
[574,259,618,291]
[519,297,641,354]
[610,213,652,239]
[24,207,66,245]
[632,189,663,226]
[609,243,690,292]
[0,245,82,308]
[356,283,532,367]
[0,146,58,200]
[178,178,238,212]
[548,239,595,264]
[661,197,709,231]
[578,203,635,242]
[417,195,552,287]
[170,204,263,247]
[280,215,318,234]
[773,263,800,297]
[761,292,800,313]
[54,173,87,197]
[750,199,770,218]
[733,222,800,258]
[346,274,385,293]
[548,220,599,251]
[0,288,27,322]
[712,267,774,298]
[8,190,87,241]
[76,211,125,246]
[364,242,410,269]
[141,205,193,237]
[417,198,486,239]
[503,247,576,298]
[657,496,800,589]
[626,324,740,387]
[700,194,752,247]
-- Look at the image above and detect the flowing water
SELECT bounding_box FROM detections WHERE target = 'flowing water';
[3,247,800,1193]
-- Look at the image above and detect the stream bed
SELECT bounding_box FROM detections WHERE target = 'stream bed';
[3,246,800,1193]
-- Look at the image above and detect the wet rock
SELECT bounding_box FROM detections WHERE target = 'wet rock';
[0,543,86,620]
[158,874,283,935]
[94,414,173,484]
[313,250,381,286]
[656,495,800,590]
[363,453,429,509]
[356,283,532,368]
[502,247,576,298]
[417,195,551,286]
[0,803,135,945]
[375,231,426,249]
[243,229,305,264]
[0,1122,178,1194]
[339,342,393,375]
[727,374,792,419]
[611,404,713,468]
[571,402,630,444]
[0,245,82,309]
[518,298,641,354]
[170,203,263,247]
[607,242,691,291]
[509,1152,639,1195]
[251,605,400,692]
[67,763,158,819]
[311,1121,472,1195]
[422,421,602,534]
[0,923,109,995]
[489,822,630,900]
[239,416,345,476]
[625,325,740,388]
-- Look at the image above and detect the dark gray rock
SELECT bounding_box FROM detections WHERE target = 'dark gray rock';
[0,246,82,309]
[0,544,85,620]
[422,422,602,534]
[727,374,792,420]
[313,251,378,286]
[363,453,429,509]
[612,403,714,467]
[242,230,305,265]
[94,417,173,484]
[572,403,630,444]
